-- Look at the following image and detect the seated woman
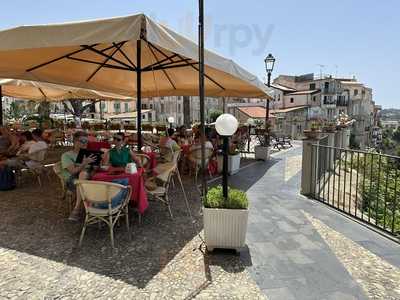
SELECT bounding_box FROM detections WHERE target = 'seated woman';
[61,131,96,221]
[103,132,141,168]
[159,128,181,162]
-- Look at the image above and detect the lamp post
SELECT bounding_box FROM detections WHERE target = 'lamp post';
[264,53,275,146]
[215,114,239,199]
[168,116,175,130]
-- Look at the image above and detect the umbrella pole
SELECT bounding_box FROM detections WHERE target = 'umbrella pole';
[0,85,3,126]
[199,0,207,198]
[136,39,142,152]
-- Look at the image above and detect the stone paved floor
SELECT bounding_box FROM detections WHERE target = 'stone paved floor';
[0,156,265,299]
[227,142,400,300]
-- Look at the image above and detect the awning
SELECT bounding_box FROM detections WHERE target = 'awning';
[0,78,131,101]
[0,14,269,99]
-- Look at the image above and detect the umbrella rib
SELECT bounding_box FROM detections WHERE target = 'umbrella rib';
[26,43,99,72]
[67,57,132,71]
[146,43,176,90]
[147,41,225,91]
[142,53,179,71]
[81,44,135,71]
[112,42,137,69]
[86,42,125,82]
[38,87,47,99]
[143,57,194,71]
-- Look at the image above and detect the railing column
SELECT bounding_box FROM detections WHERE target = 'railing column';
[301,137,321,196]
[343,128,351,149]
[326,131,336,170]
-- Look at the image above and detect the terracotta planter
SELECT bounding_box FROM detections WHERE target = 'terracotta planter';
[303,129,321,140]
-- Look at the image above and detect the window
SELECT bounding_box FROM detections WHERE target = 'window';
[100,102,106,112]
[141,103,147,109]
[114,102,121,113]
[150,104,153,109]
[178,104,182,113]
[290,98,294,103]
[142,114,146,120]
[161,103,165,113]
[278,95,281,101]
[324,82,329,89]
[313,96,316,102]
[124,103,129,112]
[310,83,316,90]
[354,89,358,96]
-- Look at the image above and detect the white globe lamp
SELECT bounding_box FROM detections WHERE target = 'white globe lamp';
[168,116,175,124]
[215,114,238,137]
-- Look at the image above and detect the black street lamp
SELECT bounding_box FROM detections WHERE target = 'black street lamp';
[215,113,239,200]
[264,53,275,146]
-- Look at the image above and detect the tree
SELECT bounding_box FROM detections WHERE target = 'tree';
[6,101,23,121]
[209,109,223,123]
[62,99,99,127]
[392,129,400,143]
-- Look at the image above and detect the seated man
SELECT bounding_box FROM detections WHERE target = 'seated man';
[0,129,48,169]
[61,131,96,221]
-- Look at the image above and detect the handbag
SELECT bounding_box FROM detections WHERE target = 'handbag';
[0,166,16,191]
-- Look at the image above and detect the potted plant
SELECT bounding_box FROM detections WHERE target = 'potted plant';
[203,185,249,252]
[217,145,241,175]
[227,144,241,175]
[303,121,321,139]
[323,121,337,133]
[254,121,270,161]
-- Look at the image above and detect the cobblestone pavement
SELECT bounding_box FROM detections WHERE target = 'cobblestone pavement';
[227,142,400,300]
[304,212,400,300]
[0,159,265,299]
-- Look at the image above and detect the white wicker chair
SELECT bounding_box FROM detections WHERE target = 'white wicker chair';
[76,180,132,248]
[53,162,74,215]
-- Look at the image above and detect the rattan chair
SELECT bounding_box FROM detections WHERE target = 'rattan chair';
[188,146,214,188]
[26,148,49,187]
[53,162,74,215]
[76,180,132,248]
[148,157,192,219]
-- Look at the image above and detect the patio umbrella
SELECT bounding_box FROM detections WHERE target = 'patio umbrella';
[0,78,132,102]
[0,14,269,144]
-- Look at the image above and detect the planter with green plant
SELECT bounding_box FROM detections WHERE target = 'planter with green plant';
[217,144,241,174]
[203,185,249,252]
[303,121,321,139]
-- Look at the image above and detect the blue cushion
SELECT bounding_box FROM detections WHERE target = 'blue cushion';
[93,178,129,209]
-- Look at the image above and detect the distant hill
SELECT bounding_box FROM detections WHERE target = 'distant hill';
[381,109,400,121]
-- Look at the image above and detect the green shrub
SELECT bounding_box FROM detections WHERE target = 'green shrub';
[204,185,248,209]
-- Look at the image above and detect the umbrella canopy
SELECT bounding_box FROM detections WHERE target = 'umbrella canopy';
[0,78,132,101]
[0,13,269,99]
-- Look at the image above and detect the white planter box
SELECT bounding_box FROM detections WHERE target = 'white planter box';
[254,145,270,161]
[228,153,241,175]
[203,207,249,252]
[217,153,241,175]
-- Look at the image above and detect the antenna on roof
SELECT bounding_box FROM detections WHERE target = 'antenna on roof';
[316,64,325,79]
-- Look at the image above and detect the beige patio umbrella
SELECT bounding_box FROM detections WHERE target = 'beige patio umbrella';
[0,13,270,197]
[0,78,132,101]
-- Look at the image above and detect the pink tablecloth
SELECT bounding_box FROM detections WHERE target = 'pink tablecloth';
[87,141,111,151]
[91,168,148,214]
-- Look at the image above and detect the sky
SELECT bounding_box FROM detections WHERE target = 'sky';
[0,0,398,108]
